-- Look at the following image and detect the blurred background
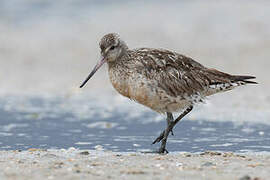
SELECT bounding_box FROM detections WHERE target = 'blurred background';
[0,0,269,152]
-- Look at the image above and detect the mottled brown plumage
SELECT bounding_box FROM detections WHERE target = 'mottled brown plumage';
[80,33,257,153]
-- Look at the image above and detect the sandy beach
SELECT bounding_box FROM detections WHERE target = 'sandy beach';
[0,149,269,180]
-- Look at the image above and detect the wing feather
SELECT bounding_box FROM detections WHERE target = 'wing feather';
[132,48,209,97]
[130,48,256,99]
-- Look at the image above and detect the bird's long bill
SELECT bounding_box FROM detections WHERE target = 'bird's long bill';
[79,57,106,88]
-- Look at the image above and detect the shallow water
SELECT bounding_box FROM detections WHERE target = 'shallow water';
[0,96,269,153]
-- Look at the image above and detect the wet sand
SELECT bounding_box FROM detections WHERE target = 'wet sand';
[0,149,269,180]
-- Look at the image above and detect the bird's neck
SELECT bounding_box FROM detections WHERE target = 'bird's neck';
[107,50,129,69]
[107,54,131,99]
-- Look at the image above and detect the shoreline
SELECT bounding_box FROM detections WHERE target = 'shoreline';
[0,149,269,180]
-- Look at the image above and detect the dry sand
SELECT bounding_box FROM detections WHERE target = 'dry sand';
[0,149,268,180]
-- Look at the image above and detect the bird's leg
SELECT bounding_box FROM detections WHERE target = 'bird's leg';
[158,106,193,153]
[152,113,174,144]
[153,106,193,153]
[172,106,193,130]
[152,107,193,145]
[167,112,174,135]
[157,117,174,154]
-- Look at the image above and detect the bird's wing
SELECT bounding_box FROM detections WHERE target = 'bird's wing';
[132,48,252,98]
[131,48,210,97]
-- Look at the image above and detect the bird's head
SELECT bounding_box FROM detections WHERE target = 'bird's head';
[100,33,128,63]
[80,33,128,88]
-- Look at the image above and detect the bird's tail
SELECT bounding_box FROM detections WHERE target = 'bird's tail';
[205,68,257,95]
[206,68,258,85]
[231,75,258,84]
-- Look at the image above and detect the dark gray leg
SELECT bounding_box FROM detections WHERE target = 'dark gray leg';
[167,112,174,135]
[152,112,174,144]
[152,106,193,153]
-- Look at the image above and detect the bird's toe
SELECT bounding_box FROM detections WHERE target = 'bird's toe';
[152,131,165,144]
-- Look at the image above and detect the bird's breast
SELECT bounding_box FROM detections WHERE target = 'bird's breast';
[108,67,154,106]
[108,65,191,113]
[109,67,131,98]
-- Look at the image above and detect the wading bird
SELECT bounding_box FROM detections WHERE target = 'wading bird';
[80,33,257,153]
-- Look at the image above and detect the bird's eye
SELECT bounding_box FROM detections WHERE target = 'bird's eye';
[110,46,116,50]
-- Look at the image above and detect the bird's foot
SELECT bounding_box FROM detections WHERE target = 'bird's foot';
[152,129,174,144]
[157,147,169,154]
[152,131,164,144]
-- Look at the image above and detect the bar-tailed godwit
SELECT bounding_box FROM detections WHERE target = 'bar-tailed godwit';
[80,33,257,153]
